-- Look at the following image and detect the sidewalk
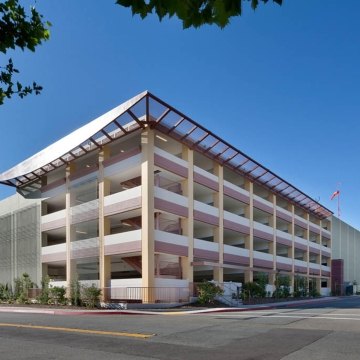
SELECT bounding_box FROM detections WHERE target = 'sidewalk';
[0,296,342,316]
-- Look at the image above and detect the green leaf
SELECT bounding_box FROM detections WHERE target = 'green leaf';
[115,0,283,29]
[0,0,50,105]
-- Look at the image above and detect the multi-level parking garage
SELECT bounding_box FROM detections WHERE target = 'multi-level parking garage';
[0,91,334,301]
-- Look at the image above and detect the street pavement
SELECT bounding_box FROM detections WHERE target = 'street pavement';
[0,295,346,316]
[0,296,359,359]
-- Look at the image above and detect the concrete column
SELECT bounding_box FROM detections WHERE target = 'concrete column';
[305,213,310,241]
[101,255,111,301]
[42,263,48,279]
[99,217,111,301]
[290,204,295,289]
[98,147,111,302]
[316,278,321,293]
[213,164,223,283]
[304,212,311,283]
[316,254,321,265]
[155,254,160,276]
[65,164,76,296]
[306,218,310,281]
[141,129,155,302]
[180,256,190,280]
[182,146,194,291]
[319,218,329,281]
[270,194,277,288]
[245,180,253,283]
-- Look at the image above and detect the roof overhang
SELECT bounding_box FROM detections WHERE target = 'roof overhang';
[0,91,333,219]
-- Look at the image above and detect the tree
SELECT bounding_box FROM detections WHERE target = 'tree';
[0,0,50,105]
[116,0,283,29]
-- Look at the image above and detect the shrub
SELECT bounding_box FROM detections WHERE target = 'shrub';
[273,274,291,299]
[308,279,321,298]
[0,283,13,302]
[81,284,101,308]
[293,276,308,298]
[49,286,66,305]
[308,286,321,298]
[242,281,266,300]
[255,272,268,293]
[69,278,82,306]
[14,273,33,304]
[197,281,223,305]
[241,273,268,301]
[38,276,50,304]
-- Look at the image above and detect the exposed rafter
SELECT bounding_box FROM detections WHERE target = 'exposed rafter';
[0,91,332,219]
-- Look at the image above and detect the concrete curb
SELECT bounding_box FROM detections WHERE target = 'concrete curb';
[0,307,157,316]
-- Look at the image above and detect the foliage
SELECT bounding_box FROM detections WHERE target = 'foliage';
[81,284,102,308]
[242,281,266,300]
[49,286,66,305]
[39,277,66,305]
[273,274,290,299]
[0,0,51,105]
[308,279,320,298]
[197,281,223,305]
[13,272,33,304]
[69,278,82,306]
[309,287,320,298]
[242,282,264,300]
[116,0,282,29]
[0,283,14,302]
[69,279,102,307]
[241,273,268,300]
[254,272,268,292]
[293,276,308,298]
[38,275,50,304]
[0,274,99,308]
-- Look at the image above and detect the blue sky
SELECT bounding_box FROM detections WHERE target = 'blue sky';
[0,1,359,228]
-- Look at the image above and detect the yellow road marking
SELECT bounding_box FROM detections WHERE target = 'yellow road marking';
[162,312,185,315]
[0,323,154,339]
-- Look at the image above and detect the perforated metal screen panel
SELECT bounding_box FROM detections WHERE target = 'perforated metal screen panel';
[0,204,40,286]
[0,215,12,284]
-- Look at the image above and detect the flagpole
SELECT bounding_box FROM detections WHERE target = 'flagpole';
[330,189,341,218]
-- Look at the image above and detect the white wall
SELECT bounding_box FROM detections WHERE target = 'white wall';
[0,193,40,216]
[332,216,360,285]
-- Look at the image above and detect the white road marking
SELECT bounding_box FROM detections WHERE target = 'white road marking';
[221,310,360,317]
[213,313,360,321]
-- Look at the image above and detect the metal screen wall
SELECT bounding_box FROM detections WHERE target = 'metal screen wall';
[0,204,41,287]
[332,216,360,285]
[0,214,12,284]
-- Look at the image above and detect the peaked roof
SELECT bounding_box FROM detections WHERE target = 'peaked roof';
[0,91,332,219]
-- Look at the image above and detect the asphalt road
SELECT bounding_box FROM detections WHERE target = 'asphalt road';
[1,297,360,360]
